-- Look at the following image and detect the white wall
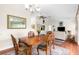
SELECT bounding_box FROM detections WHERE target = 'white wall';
[36,15,76,40]
[77,15,79,45]
[53,18,75,34]
[50,18,75,40]
[0,4,37,50]
[39,4,77,40]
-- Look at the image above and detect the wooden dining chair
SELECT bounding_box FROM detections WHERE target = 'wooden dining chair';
[28,31,35,38]
[37,34,51,55]
[27,31,35,54]
[11,34,29,55]
[37,34,47,55]
[47,31,55,47]
[47,32,55,54]
[37,31,55,55]
[18,38,32,55]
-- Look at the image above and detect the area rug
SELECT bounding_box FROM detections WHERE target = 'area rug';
[32,45,69,55]
[3,45,69,55]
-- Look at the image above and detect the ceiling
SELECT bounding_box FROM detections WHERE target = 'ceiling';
[38,4,78,20]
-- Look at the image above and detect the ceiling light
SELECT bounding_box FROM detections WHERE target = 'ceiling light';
[25,4,40,13]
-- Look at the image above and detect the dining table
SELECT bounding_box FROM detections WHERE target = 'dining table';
[19,35,42,55]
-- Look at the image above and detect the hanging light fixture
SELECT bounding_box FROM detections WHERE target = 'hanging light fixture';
[25,4,40,13]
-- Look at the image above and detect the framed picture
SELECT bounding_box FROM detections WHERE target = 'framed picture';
[41,25,45,30]
[31,24,35,29]
[37,24,41,31]
[7,15,26,29]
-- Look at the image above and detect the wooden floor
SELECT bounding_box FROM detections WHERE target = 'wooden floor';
[61,39,79,55]
[1,39,79,55]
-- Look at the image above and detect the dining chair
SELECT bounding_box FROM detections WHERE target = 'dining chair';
[37,34,47,55]
[65,36,77,45]
[28,31,35,54]
[18,38,31,55]
[28,31,35,38]
[37,31,55,55]
[37,33,52,55]
[11,34,29,55]
[48,32,55,54]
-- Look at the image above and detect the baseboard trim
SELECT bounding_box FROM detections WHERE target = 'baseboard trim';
[0,47,14,55]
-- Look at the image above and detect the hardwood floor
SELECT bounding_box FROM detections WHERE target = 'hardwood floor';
[0,39,79,55]
[0,47,14,55]
[61,39,78,55]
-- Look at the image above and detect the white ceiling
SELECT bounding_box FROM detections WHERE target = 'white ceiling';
[38,4,78,20]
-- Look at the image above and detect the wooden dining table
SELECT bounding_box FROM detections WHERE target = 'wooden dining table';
[19,36,42,55]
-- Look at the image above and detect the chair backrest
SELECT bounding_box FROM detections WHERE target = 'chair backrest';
[66,36,77,45]
[45,31,52,42]
[11,34,19,55]
[47,31,52,35]
[28,31,35,38]
[48,33,55,43]
[40,34,45,41]
[46,32,55,46]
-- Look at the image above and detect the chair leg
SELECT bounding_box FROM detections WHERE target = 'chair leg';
[15,50,18,55]
[15,52,18,55]
[52,41,55,49]
[29,45,32,55]
[53,44,54,49]
[46,48,48,55]
[50,46,52,55]
[46,51,47,55]
[37,48,39,55]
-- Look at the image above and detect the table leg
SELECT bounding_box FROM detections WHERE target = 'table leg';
[29,45,32,55]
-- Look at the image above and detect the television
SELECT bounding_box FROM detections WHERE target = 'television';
[57,27,65,31]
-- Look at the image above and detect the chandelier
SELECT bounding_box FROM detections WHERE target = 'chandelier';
[25,4,40,13]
